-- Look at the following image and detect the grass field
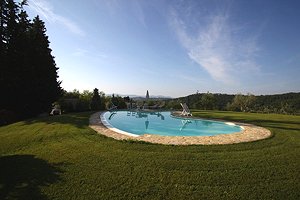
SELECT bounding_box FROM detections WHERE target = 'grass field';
[0,111,299,199]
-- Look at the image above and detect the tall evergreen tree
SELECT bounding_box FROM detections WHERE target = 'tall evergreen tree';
[0,0,8,56]
[0,0,61,122]
[0,0,20,113]
[26,15,62,116]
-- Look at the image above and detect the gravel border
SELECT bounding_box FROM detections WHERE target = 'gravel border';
[89,111,272,145]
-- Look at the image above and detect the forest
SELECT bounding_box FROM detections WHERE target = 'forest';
[166,92,300,115]
[56,90,300,115]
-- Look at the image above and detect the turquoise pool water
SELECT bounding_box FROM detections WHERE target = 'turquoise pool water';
[102,111,242,137]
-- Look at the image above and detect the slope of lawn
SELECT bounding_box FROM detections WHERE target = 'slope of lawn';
[0,111,299,199]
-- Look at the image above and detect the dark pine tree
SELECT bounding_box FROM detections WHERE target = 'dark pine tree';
[0,0,21,114]
[25,15,62,116]
[91,88,102,111]
[13,8,32,115]
[0,0,62,124]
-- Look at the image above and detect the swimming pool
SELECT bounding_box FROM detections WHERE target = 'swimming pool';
[101,111,242,137]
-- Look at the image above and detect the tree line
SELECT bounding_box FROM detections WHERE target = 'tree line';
[0,0,61,124]
[56,89,169,113]
[56,89,128,113]
[166,92,300,115]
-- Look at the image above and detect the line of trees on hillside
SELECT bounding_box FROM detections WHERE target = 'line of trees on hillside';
[56,89,128,113]
[0,0,62,125]
[165,92,300,115]
[56,89,170,113]
[58,90,300,115]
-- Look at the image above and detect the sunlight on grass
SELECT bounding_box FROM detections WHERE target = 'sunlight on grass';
[0,111,299,199]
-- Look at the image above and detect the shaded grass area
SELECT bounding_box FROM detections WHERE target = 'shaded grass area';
[0,111,299,199]
[0,155,64,200]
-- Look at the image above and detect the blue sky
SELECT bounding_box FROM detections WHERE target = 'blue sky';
[26,0,300,97]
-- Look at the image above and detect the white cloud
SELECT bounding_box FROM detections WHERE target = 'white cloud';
[28,0,85,36]
[170,6,261,84]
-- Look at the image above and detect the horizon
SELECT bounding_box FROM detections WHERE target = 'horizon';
[87,90,299,99]
[26,0,300,97]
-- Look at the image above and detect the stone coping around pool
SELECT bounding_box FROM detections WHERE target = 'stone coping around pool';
[89,111,272,145]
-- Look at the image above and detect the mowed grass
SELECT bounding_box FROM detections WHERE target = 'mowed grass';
[0,111,299,199]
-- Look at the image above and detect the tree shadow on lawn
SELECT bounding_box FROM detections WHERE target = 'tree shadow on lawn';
[254,122,300,132]
[241,119,300,132]
[23,112,94,129]
[0,155,65,200]
[200,115,300,131]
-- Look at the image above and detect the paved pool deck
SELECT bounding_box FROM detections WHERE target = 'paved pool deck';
[89,111,272,145]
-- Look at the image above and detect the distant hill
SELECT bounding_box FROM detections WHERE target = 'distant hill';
[131,96,172,101]
[107,94,172,100]
[167,92,300,115]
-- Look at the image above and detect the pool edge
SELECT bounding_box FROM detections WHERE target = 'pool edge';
[90,111,272,145]
[100,112,139,137]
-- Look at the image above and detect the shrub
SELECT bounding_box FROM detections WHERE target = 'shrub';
[0,110,18,126]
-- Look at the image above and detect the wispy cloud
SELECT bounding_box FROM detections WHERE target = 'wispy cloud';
[94,0,147,28]
[28,0,85,36]
[170,3,261,84]
[171,73,204,85]
[72,48,108,59]
[72,48,89,57]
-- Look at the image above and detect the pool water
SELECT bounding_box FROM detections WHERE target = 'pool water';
[102,111,242,137]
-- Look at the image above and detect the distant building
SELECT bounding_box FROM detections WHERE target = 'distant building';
[146,90,149,100]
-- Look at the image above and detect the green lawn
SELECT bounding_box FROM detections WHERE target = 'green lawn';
[0,111,299,199]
